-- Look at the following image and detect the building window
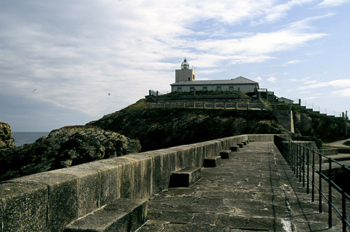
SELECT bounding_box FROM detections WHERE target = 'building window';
[190,87,195,91]
[216,86,222,91]
[177,87,182,91]
[229,86,234,91]
[203,87,207,91]
[188,77,191,81]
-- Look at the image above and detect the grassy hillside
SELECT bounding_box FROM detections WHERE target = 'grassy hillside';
[88,99,288,151]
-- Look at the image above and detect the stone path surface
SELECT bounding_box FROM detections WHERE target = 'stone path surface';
[326,138,350,148]
[138,142,344,231]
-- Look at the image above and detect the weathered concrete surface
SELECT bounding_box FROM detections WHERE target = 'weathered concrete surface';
[326,138,350,148]
[204,156,221,167]
[64,198,148,232]
[169,167,202,187]
[10,172,79,231]
[141,142,343,231]
[0,182,48,231]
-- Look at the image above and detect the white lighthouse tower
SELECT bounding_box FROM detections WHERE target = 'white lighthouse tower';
[175,58,195,83]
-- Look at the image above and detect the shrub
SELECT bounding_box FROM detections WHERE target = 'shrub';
[343,141,350,146]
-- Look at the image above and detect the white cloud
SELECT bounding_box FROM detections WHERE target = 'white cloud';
[329,79,350,87]
[0,0,343,130]
[298,79,350,93]
[304,80,318,84]
[319,0,350,7]
[255,76,263,82]
[284,60,302,65]
[255,0,315,24]
[333,88,350,97]
[290,76,311,82]
[268,77,277,82]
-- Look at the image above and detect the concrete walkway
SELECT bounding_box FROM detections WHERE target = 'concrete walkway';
[326,138,350,148]
[139,142,343,231]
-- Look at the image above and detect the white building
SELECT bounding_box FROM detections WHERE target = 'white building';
[171,59,259,93]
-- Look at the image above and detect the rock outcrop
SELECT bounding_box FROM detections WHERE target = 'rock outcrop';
[88,100,289,151]
[293,110,347,142]
[0,125,141,181]
[0,122,15,149]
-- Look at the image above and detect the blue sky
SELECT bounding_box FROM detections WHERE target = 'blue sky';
[1,0,349,132]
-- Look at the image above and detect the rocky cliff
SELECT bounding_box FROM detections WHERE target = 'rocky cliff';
[88,100,289,151]
[0,125,141,181]
[0,122,15,149]
[293,107,349,143]
[89,99,349,152]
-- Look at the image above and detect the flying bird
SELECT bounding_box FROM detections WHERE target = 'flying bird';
[33,89,37,92]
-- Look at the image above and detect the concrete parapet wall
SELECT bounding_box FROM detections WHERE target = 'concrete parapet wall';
[0,134,276,231]
[319,148,339,156]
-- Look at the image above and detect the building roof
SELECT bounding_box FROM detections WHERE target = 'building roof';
[277,97,293,102]
[171,76,258,86]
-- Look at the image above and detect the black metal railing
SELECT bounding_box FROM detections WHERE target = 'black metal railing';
[274,135,350,231]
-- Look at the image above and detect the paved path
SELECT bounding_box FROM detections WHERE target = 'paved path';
[139,142,344,231]
[326,138,350,148]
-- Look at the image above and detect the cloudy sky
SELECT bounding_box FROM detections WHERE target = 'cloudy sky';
[1,0,349,132]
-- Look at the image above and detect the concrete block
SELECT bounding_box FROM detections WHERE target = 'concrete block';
[64,198,148,232]
[169,167,202,187]
[183,146,195,167]
[203,156,221,167]
[0,182,48,231]
[115,157,136,199]
[204,141,216,158]
[106,198,148,231]
[123,154,153,199]
[83,159,121,206]
[11,172,79,231]
[219,139,226,151]
[65,209,129,232]
[161,150,176,190]
[173,147,185,170]
[146,151,163,194]
[51,166,100,217]
[230,146,240,152]
[238,143,244,148]
[219,150,232,159]
[194,144,205,167]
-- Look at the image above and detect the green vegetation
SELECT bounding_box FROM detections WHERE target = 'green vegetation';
[343,141,350,146]
[89,106,288,151]
[90,94,349,151]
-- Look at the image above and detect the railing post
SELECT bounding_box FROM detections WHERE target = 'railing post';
[328,159,332,228]
[297,144,300,179]
[293,143,296,174]
[342,166,347,232]
[312,149,315,202]
[302,146,305,187]
[300,144,302,180]
[319,153,323,213]
[307,148,310,194]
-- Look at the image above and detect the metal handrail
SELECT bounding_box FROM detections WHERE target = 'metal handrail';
[274,135,350,231]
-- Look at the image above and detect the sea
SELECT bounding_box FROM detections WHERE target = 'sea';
[12,132,50,147]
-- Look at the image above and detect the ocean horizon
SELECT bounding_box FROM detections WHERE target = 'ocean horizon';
[12,132,49,146]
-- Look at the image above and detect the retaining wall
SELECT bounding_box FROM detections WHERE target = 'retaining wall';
[0,134,277,231]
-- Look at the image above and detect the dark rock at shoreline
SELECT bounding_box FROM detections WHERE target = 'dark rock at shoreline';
[0,125,141,181]
[0,122,15,149]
